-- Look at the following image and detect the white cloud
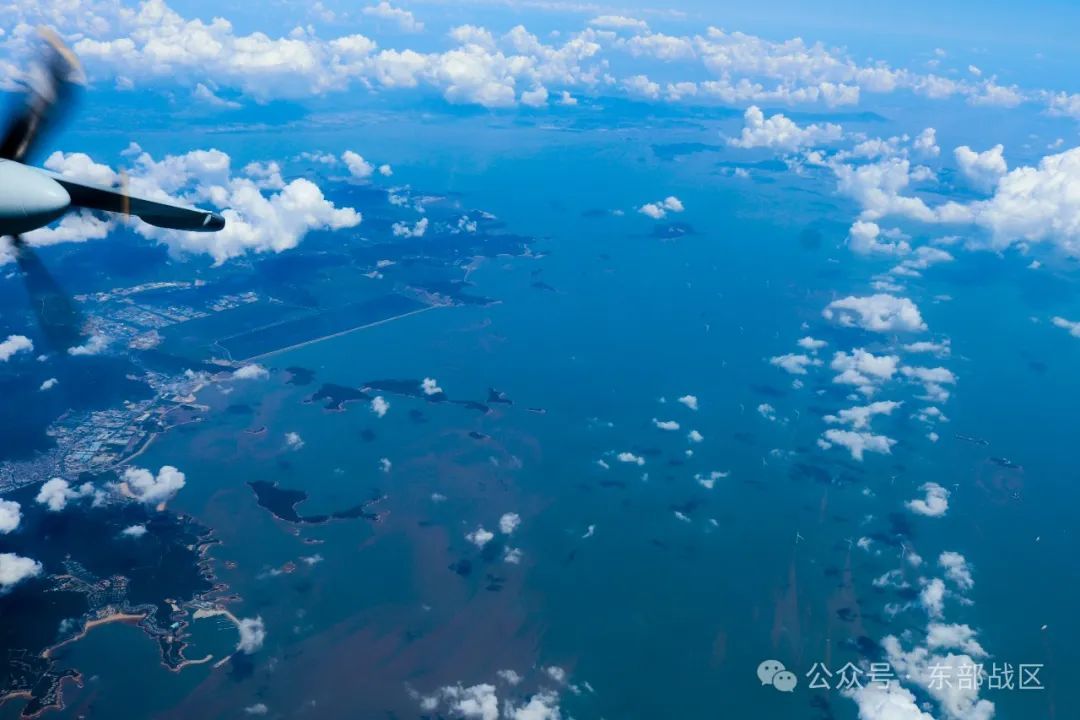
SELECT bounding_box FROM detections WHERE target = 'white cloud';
[830,349,900,394]
[695,470,729,489]
[499,512,521,534]
[466,526,495,547]
[35,478,97,511]
[653,418,680,430]
[38,377,57,391]
[623,74,661,100]
[0,500,21,534]
[342,150,375,179]
[926,623,987,658]
[121,465,186,504]
[422,377,443,395]
[617,451,645,465]
[825,400,901,429]
[42,148,361,265]
[362,2,424,33]
[770,353,822,375]
[244,704,269,716]
[847,220,911,256]
[233,364,269,380]
[819,429,896,461]
[757,403,776,421]
[392,217,429,237]
[503,547,523,564]
[913,127,940,157]
[0,335,33,362]
[729,106,842,151]
[439,683,500,720]
[906,482,950,517]
[677,394,698,410]
[881,635,995,720]
[1052,316,1080,337]
[638,196,684,219]
[236,616,266,653]
[823,294,927,333]
[496,669,522,685]
[901,365,957,403]
[939,551,974,591]
[68,333,110,357]
[285,432,305,450]
[844,683,934,720]
[505,690,563,719]
[904,339,951,356]
[797,337,826,352]
[687,429,704,443]
[589,15,649,32]
[955,144,1008,191]
[371,396,390,417]
[121,524,148,537]
[0,553,43,591]
[920,578,946,618]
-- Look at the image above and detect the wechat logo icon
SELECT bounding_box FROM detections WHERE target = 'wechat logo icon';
[757,659,798,693]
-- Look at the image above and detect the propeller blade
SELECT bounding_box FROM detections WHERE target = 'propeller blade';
[0,27,84,163]
[10,235,86,353]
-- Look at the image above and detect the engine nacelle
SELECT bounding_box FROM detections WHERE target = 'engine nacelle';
[0,160,72,236]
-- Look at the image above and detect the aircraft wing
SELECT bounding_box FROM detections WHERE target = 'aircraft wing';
[43,170,226,232]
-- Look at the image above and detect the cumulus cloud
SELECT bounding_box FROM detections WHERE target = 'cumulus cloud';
[819,429,896,460]
[653,418,680,430]
[121,465,186,504]
[121,524,148,537]
[638,196,684,219]
[939,551,974,591]
[285,432,305,450]
[236,616,267,653]
[823,294,927,333]
[729,106,842,151]
[42,148,361,265]
[881,634,994,720]
[913,127,940,157]
[955,144,1008,191]
[847,220,911,256]
[36,478,97,511]
[844,683,934,720]
[687,429,704,443]
[371,395,390,417]
[342,150,375,179]
[757,403,777,421]
[1052,316,1080,337]
[926,623,987,658]
[0,335,33,362]
[0,499,21,534]
[499,512,521,534]
[617,451,645,465]
[233,364,269,380]
[0,553,43,592]
[830,348,900,394]
[421,377,443,395]
[362,2,424,33]
[39,378,59,391]
[906,482,950,517]
[920,578,946,617]
[392,217,429,237]
[770,353,822,375]
[68,333,110,357]
[466,526,495,547]
[825,400,901,429]
[677,394,698,410]
[901,365,957,403]
[798,337,826,352]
